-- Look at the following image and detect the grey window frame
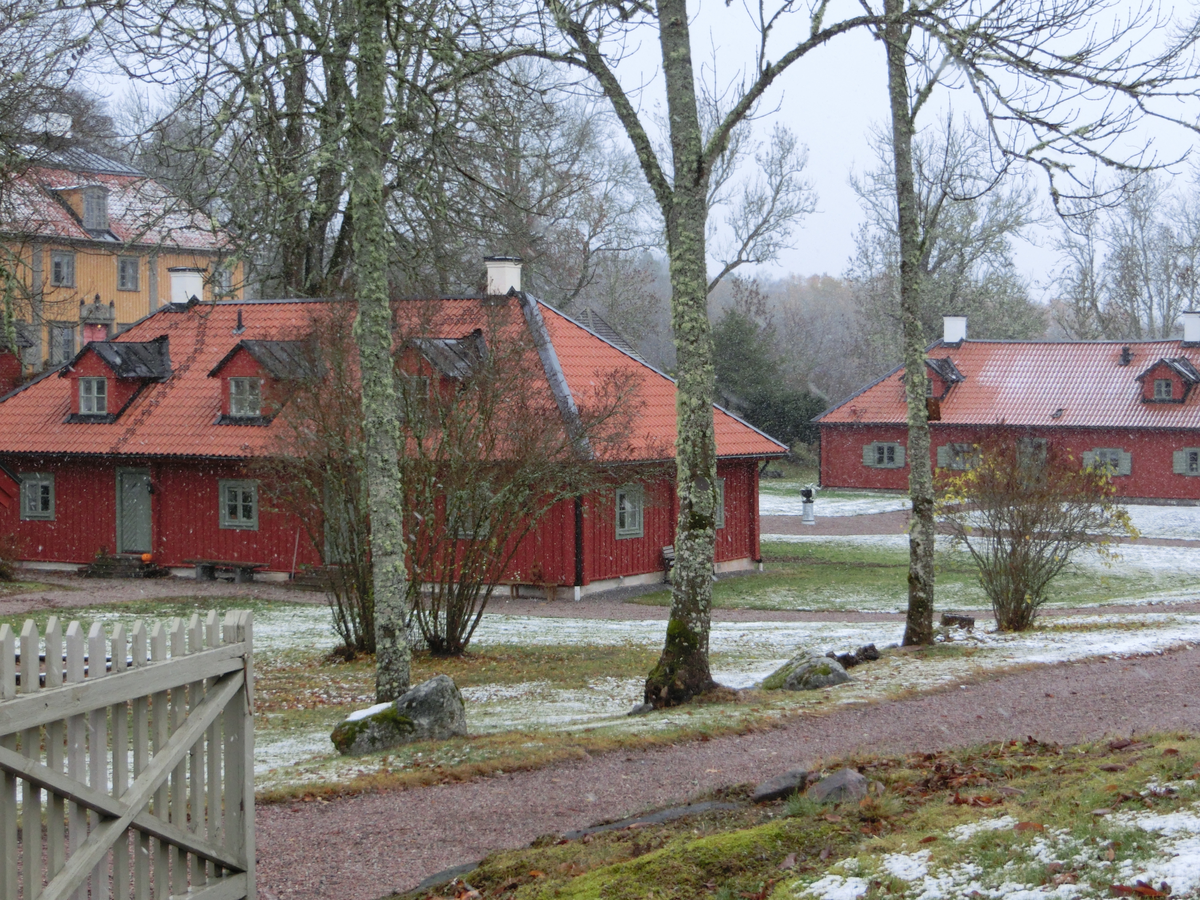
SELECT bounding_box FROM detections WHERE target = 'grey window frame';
[20,473,54,521]
[1175,448,1200,475]
[229,377,262,418]
[1083,448,1131,477]
[211,264,233,297]
[863,441,905,469]
[79,376,107,414]
[615,484,644,539]
[117,256,139,291]
[48,324,75,365]
[82,187,108,230]
[1155,378,1174,400]
[715,477,726,530]
[937,443,978,470]
[218,479,259,530]
[50,251,75,288]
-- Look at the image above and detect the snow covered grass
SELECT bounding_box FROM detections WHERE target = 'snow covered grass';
[790,736,1200,900]
[760,484,910,517]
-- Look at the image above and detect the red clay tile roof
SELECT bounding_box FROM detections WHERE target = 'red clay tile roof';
[817,339,1200,429]
[0,161,233,252]
[0,297,786,461]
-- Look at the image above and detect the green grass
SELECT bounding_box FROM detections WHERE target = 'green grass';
[628,541,1200,612]
[391,734,1200,900]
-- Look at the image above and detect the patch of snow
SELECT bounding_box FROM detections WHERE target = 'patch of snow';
[761,492,910,518]
[345,701,392,722]
[947,816,1018,840]
[798,874,871,900]
[882,850,930,881]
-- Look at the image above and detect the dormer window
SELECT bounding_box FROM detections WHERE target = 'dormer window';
[79,377,107,414]
[1155,379,1173,400]
[82,187,109,231]
[229,377,261,418]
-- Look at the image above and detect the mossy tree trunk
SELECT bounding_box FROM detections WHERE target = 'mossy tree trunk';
[349,0,411,701]
[882,0,935,645]
[641,0,719,706]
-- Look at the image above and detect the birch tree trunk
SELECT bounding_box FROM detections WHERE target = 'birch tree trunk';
[349,0,411,700]
[643,0,719,706]
[883,0,936,645]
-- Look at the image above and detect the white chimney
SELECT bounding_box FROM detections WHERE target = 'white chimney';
[169,267,204,305]
[943,315,967,345]
[485,256,522,295]
[1183,310,1200,345]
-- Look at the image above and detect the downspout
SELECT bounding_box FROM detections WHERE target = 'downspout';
[573,496,584,601]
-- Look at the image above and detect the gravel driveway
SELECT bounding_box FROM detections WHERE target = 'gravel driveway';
[256,644,1200,900]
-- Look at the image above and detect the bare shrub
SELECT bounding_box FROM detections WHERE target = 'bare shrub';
[937,436,1136,631]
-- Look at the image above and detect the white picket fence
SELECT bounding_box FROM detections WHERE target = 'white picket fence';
[0,611,255,900]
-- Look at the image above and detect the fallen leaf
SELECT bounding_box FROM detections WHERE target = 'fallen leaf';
[1109,880,1170,897]
[822,813,842,822]
[1163,748,1180,756]
[1109,739,1133,751]
[1014,822,1045,832]
[529,870,546,878]
[779,853,797,871]
[1100,764,1128,772]
[919,835,938,844]
[819,847,832,860]
[1106,847,1116,862]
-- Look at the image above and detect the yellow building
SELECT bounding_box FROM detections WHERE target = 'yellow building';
[0,147,243,369]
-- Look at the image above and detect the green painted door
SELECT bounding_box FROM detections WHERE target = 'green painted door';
[117,468,152,554]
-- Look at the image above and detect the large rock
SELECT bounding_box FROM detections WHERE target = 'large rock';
[331,675,467,755]
[808,768,868,804]
[752,769,809,803]
[762,655,852,691]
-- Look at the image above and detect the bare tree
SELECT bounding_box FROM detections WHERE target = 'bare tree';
[1055,172,1200,339]
[535,0,875,706]
[848,121,1047,368]
[867,0,1199,645]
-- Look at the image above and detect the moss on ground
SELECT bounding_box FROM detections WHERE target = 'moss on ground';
[391,733,1200,900]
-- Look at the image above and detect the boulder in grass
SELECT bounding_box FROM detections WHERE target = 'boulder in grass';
[761,655,851,691]
[331,674,466,755]
[752,769,809,803]
[808,768,868,804]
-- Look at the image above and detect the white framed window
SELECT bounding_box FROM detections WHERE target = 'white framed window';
[79,377,107,414]
[219,480,258,530]
[863,442,905,469]
[229,377,261,418]
[20,473,54,521]
[1155,378,1174,400]
[82,187,108,230]
[936,443,978,470]
[117,257,139,291]
[615,484,644,539]
[1175,448,1200,476]
[715,477,726,530]
[50,252,75,288]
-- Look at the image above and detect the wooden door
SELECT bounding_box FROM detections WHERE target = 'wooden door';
[117,468,152,554]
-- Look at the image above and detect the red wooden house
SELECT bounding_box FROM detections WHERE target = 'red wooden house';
[818,313,1200,501]
[0,276,785,593]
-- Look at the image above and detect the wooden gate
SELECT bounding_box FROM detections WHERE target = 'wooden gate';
[0,610,254,900]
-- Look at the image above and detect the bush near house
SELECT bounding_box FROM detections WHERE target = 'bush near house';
[937,436,1136,631]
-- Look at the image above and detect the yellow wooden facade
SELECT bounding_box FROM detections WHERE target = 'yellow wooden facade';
[4,239,244,367]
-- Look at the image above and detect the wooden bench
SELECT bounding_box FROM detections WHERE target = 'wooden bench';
[185,559,267,583]
[498,580,559,602]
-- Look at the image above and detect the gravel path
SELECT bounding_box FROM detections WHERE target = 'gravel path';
[256,644,1200,900]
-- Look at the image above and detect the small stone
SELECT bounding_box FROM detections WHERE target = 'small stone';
[628,703,654,716]
[762,655,852,691]
[751,769,809,803]
[855,643,881,662]
[331,674,466,755]
[808,768,868,804]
